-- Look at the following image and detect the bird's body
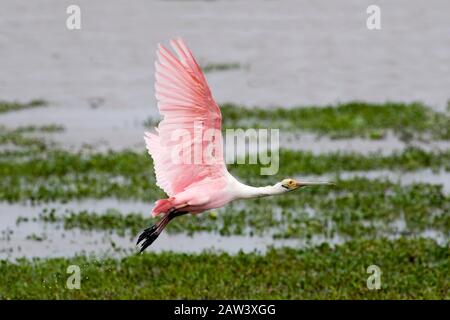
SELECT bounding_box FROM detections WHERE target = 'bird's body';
[152,172,289,215]
[137,38,332,252]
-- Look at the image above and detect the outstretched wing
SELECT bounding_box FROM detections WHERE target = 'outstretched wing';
[145,38,227,197]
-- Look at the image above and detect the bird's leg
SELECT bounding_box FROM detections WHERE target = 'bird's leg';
[136,208,188,253]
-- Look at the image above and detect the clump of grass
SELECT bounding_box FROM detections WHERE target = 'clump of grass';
[220,101,450,139]
[202,62,241,73]
[13,124,64,133]
[0,124,63,150]
[0,238,448,299]
[25,233,46,242]
[0,99,46,114]
[37,208,150,237]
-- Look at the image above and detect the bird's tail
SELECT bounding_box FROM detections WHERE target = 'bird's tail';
[151,198,174,217]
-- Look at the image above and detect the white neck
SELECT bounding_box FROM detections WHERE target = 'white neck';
[233,181,285,199]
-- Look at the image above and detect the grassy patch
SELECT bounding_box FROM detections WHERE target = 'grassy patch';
[25,233,46,242]
[202,62,241,73]
[0,238,448,299]
[0,126,51,150]
[12,124,64,133]
[34,208,148,237]
[0,124,63,153]
[219,102,450,139]
[0,99,46,114]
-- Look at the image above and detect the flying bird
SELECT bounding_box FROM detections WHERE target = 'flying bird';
[137,38,333,252]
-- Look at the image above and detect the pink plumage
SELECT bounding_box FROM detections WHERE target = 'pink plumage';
[144,38,232,218]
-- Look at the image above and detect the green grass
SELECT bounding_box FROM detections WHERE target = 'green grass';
[3,147,448,178]
[0,99,46,114]
[0,125,52,150]
[0,147,448,203]
[11,124,64,133]
[33,208,148,237]
[202,62,241,73]
[219,102,450,139]
[0,238,448,299]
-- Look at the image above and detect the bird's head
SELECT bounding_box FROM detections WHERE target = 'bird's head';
[277,178,334,192]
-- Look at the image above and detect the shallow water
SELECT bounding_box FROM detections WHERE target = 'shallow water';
[323,168,450,194]
[1,227,345,260]
[3,127,450,158]
[279,133,450,155]
[0,199,151,225]
[0,199,340,259]
[1,0,449,110]
[1,0,450,260]
[2,217,446,260]
[0,188,448,260]
[1,0,450,151]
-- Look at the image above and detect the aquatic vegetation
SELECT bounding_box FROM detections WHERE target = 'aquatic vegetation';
[202,62,241,73]
[16,178,448,241]
[0,99,46,114]
[0,126,49,150]
[220,102,450,139]
[0,124,63,153]
[12,124,64,133]
[0,238,448,299]
[35,208,149,237]
[0,147,448,203]
[25,233,46,242]
[1,99,449,300]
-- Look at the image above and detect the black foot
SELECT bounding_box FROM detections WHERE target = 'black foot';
[136,224,160,253]
[136,210,188,253]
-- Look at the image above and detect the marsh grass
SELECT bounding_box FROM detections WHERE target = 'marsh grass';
[0,147,448,203]
[220,102,450,139]
[202,62,241,73]
[33,208,148,237]
[12,124,64,133]
[0,99,46,114]
[0,238,448,299]
[23,179,448,240]
[1,99,449,300]
[0,126,51,150]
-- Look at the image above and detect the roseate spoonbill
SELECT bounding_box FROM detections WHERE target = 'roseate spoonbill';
[137,38,333,252]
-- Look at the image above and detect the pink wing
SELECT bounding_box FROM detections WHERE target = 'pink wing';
[145,38,227,197]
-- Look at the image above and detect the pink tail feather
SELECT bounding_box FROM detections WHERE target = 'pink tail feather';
[151,198,174,217]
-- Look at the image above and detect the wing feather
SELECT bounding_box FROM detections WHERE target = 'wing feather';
[145,38,226,197]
